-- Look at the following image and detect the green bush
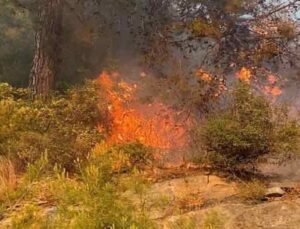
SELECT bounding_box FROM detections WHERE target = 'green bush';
[0,151,154,228]
[0,81,108,171]
[111,142,152,167]
[44,154,155,229]
[0,0,34,87]
[194,82,300,170]
[11,204,42,229]
[90,142,152,174]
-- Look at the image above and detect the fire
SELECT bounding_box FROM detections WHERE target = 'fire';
[267,75,278,84]
[264,86,282,96]
[264,74,282,96]
[195,69,212,81]
[236,67,252,83]
[236,68,282,97]
[98,71,189,149]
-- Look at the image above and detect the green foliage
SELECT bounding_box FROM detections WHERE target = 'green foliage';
[194,82,300,170]
[112,142,152,166]
[45,156,155,229]
[1,153,55,210]
[11,204,42,229]
[0,147,154,228]
[0,81,107,171]
[0,0,34,87]
[270,108,300,162]
[90,142,152,174]
[24,152,49,183]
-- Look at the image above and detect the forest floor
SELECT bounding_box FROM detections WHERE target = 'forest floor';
[151,169,300,228]
[1,164,300,229]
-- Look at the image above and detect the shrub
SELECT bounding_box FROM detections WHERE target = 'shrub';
[45,154,155,229]
[24,152,49,183]
[237,180,266,202]
[91,142,152,173]
[11,204,42,229]
[195,82,300,171]
[0,81,108,171]
[0,149,154,228]
[1,153,54,210]
[112,142,152,167]
[270,108,300,163]
[0,1,34,87]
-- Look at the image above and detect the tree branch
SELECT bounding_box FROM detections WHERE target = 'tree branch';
[255,0,300,20]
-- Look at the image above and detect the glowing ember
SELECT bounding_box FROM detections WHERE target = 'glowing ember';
[236,67,252,83]
[98,71,189,149]
[264,86,282,96]
[236,68,282,97]
[195,69,212,81]
[264,74,282,96]
[267,75,278,84]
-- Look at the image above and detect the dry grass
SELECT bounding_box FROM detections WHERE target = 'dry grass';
[237,180,266,202]
[203,210,225,229]
[0,157,17,201]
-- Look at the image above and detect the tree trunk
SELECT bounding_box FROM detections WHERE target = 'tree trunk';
[29,0,62,97]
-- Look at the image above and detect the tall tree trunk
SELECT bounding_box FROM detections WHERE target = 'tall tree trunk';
[29,0,62,97]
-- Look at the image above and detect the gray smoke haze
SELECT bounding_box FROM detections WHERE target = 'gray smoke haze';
[260,160,300,182]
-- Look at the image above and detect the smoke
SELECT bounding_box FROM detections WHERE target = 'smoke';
[259,160,300,182]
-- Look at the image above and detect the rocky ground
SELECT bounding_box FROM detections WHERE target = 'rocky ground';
[1,163,300,229]
[139,162,300,228]
[153,173,300,228]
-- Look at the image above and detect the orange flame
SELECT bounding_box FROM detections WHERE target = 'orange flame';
[98,71,189,149]
[264,86,282,96]
[236,68,282,97]
[195,69,212,81]
[236,67,252,83]
[264,74,282,96]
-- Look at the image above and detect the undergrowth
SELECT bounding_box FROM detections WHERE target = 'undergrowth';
[1,147,155,228]
[0,82,108,171]
[193,82,300,172]
[237,180,267,203]
[203,210,225,229]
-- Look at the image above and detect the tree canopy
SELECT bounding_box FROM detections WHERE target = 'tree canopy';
[1,0,299,94]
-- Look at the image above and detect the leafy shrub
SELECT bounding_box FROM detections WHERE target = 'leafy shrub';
[0,148,154,228]
[237,180,266,202]
[0,81,108,171]
[45,154,155,229]
[0,0,34,87]
[1,153,54,210]
[194,82,300,171]
[91,142,151,173]
[112,142,152,167]
[24,152,49,183]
